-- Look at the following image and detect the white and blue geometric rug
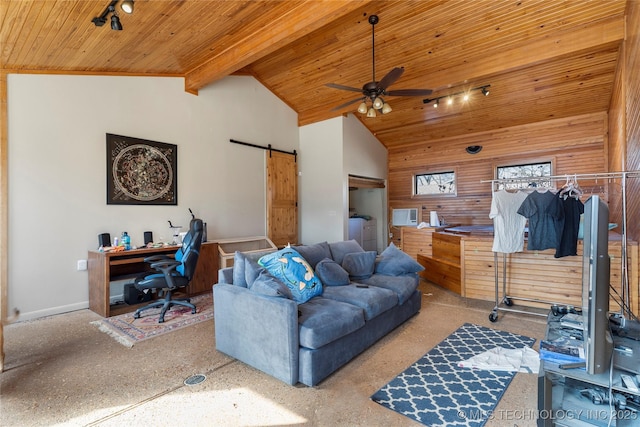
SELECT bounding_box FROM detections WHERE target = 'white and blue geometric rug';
[371,323,536,426]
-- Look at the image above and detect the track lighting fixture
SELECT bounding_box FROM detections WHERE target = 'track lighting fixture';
[111,12,122,30]
[423,85,491,108]
[92,0,133,30]
[121,0,134,14]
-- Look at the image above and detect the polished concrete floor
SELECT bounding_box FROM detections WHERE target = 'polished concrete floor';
[1,281,547,427]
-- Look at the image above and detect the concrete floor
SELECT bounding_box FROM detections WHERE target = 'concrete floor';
[1,280,547,427]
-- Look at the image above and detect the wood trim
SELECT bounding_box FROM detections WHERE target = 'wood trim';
[348,175,385,189]
[0,71,8,372]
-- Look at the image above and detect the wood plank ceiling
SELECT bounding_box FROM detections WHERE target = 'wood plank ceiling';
[0,0,627,149]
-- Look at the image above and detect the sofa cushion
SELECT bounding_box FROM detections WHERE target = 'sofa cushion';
[315,258,350,286]
[375,242,425,276]
[293,241,332,269]
[328,239,365,264]
[358,274,419,305]
[322,284,397,320]
[249,270,292,299]
[244,258,265,287]
[258,247,323,304]
[298,297,365,349]
[233,249,277,287]
[342,251,377,280]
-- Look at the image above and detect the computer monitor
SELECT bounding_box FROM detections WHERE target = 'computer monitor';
[581,195,613,375]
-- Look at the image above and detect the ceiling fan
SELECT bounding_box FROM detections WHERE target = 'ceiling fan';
[326,14,433,117]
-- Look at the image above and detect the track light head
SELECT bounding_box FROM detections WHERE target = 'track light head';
[111,12,123,30]
[121,0,134,14]
[481,86,490,96]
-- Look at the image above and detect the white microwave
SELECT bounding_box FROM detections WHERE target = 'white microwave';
[392,208,418,226]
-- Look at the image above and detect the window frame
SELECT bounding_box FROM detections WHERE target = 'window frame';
[412,168,458,198]
[494,158,555,190]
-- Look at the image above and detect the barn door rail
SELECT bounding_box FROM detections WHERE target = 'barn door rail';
[229,139,297,161]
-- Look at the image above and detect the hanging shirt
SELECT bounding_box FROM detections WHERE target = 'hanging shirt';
[555,194,584,258]
[490,190,528,253]
[517,190,564,251]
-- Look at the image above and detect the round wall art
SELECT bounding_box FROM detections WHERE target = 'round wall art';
[106,134,177,205]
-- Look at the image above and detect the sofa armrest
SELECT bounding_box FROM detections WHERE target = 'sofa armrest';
[218,267,233,284]
[213,283,300,385]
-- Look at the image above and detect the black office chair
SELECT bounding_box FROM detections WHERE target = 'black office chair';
[133,218,204,323]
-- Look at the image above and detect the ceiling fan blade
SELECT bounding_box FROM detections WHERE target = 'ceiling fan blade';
[326,83,363,93]
[331,97,364,111]
[377,67,404,91]
[386,88,433,96]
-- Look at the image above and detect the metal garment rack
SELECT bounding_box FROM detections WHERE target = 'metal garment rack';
[482,170,640,322]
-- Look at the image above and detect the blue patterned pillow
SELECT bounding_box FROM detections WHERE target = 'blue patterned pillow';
[258,247,323,303]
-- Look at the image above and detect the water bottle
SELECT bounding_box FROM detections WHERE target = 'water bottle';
[122,232,131,250]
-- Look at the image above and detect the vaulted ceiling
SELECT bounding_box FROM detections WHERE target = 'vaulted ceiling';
[1,0,627,149]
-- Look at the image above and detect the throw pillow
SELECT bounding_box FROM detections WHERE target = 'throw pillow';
[342,251,377,280]
[328,239,365,264]
[258,247,323,303]
[315,257,350,286]
[293,241,332,269]
[375,242,425,276]
[249,270,292,299]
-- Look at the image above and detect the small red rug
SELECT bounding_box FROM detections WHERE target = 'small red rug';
[91,293,213,348]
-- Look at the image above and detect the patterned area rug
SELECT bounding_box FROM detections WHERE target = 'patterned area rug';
[91,293,213,348]
[371,323,536,427]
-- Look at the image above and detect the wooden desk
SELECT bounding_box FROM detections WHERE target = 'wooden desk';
[88,241,218,317]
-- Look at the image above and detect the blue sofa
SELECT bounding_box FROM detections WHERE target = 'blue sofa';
[213,240,423,386]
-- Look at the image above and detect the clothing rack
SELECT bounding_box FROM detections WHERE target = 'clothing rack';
[482,170,640,322]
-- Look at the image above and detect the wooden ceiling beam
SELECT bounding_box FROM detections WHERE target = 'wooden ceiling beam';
[184,0,371,95]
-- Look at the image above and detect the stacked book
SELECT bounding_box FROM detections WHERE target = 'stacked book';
[539,335,586,365]
[540,313,585,364]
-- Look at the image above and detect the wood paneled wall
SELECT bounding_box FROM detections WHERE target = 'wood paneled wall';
[388,112,609,232]
[624,1,640,244]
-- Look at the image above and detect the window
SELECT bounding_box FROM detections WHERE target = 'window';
[496,161,552,190]
[414,171,456,195]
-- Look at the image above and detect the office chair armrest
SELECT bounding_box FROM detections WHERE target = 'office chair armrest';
[144,254,172,263]
[148,260,182,290]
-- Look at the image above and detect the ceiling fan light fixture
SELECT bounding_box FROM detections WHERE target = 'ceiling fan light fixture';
[121,0,134,14]
[372,97,384,110]
[357,101,368,114]
[382,102,392,114]
[366,107,377,118]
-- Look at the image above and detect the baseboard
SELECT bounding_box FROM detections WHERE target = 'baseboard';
[16,301,90,322]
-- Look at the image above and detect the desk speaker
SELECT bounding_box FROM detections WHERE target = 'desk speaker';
[124,283,152,305]
[98,233,111,247]
[144,231,153,245]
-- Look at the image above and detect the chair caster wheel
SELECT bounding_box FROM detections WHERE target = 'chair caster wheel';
[489,312,498,322]
[158,318,164,324]
[133,312,140,319]
[191,309,196,314]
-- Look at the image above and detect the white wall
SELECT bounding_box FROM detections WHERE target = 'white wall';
[298,114,387,246]
[298,117,345,245]
[7,74,298,319]
[342,114,388,250]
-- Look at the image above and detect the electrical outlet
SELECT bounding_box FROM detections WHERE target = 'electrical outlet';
[77,259,87,271]
[389,232,393,238]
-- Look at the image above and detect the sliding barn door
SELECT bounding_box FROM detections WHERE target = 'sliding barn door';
[266,151,298,247]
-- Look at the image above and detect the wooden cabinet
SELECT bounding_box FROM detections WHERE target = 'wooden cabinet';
[400,226,447,259]
[88,241,218,317]
[349,218,377,252]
